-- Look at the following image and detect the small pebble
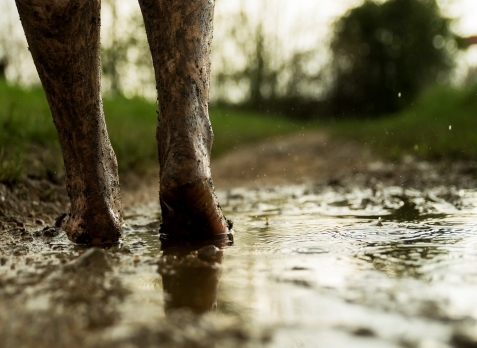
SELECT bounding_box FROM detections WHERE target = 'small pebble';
[42,227,59,237]
[197,245,220,261]
[352,327,375,337]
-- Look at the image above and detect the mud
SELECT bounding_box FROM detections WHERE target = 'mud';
[17,0,124,245]
[2,131,477,347]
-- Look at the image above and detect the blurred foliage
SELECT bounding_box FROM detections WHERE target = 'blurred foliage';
[329,83,477,160]
[100,0,154,97]
[2,77,477,183]
[329,0,459,117]
[0,57,6,79]
[0,81,60,183]
[212,7,325,117]
[214,12,287,107]
[0,0,37,84]
[0,80,313,182]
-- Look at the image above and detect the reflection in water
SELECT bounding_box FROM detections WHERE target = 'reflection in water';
[383,195,447,222]
[360,233,461,280]
[158,239,229,315]
[122,185,477,346]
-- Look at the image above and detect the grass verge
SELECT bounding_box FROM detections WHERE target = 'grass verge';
[1,79,475,183]
[327,84,477,161]
[0,80,314,182]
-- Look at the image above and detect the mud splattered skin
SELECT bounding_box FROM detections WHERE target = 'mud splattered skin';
[137,0,229,237]
[15,0,122,245]
[15,0,230,245]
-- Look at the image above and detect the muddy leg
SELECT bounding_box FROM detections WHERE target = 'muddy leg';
[15,0,122,245]
[138,0,229,237]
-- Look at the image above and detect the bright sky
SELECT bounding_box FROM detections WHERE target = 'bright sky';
[111,0,477,35]
[211,0,477,88]
[214,0,477,37]
[439,0,477,35]
[437,0,477,70]
[2,0,477,85]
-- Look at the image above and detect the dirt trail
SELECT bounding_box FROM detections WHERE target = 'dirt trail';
[3,129,477,229]
[124,130,477,206]
[120,131,373,207]
[1,130,477,347]
[212,131,373,188]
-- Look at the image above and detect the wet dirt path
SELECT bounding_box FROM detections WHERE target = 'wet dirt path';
[2,130,477,347]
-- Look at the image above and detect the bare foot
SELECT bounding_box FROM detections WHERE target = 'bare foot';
[16,0,123,245]
[139,0,229,238]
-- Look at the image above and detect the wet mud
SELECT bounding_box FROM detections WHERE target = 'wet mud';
[2,132,477,347]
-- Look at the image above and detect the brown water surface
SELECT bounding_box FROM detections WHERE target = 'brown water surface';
[121,184,477,347]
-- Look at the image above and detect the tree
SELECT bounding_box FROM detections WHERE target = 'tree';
[100,0,154,97]
[212,4,326,118]
[329,0,459,116]
[212,7,282,108]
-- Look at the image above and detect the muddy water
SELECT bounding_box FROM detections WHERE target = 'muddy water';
[121,185,477,348]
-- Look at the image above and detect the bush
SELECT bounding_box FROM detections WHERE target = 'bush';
[329,0,458,117]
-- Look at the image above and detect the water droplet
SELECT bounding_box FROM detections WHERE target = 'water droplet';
[376,217,383,226]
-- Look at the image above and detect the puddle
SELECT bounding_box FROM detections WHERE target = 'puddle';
[118,184,477,347]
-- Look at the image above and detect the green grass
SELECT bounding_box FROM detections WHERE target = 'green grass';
[102,95,157,175]
[328,84,477,161]
[2,78,476,184]
[0,80,312,182]
[104,99,310,174]
[0,81,59,183]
